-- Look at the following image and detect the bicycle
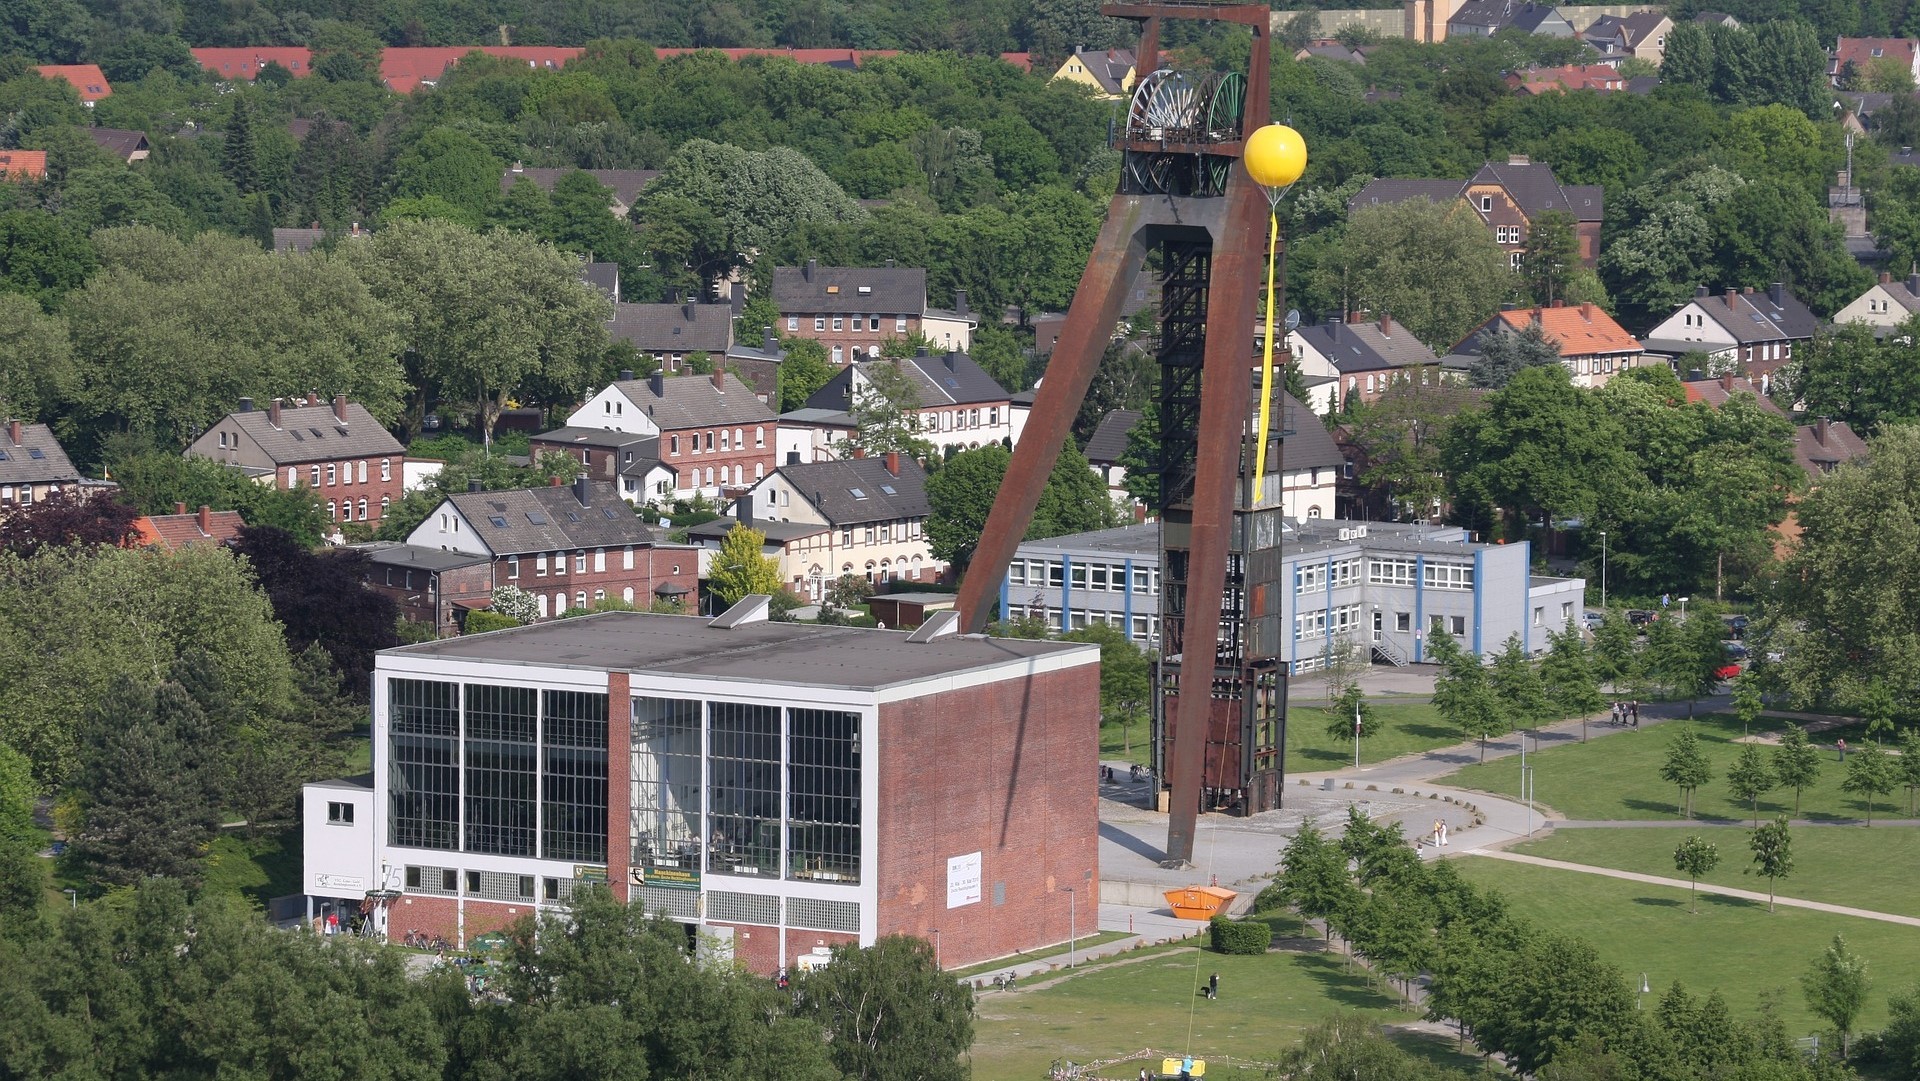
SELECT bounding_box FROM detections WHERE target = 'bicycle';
[992,971,1018,992]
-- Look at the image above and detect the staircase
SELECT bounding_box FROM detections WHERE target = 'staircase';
[1372,639,1408,667]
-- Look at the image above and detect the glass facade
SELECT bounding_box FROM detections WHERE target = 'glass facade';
[708,702,782,876]
[390,679,460,850]
[632,696,702,868]
[789,709,860,882]
[542,690,608,863]
[464,684,538,856]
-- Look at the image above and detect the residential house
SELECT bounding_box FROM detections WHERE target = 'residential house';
[1694,12,1741,28]
[1640,284,1820,387]
[1331,383,1490,521]
[1833,270,1920,330]
[1795,416,1871,478]
[1451,301,1645,388]
[1830,37,1920,88]
[773,261,974,362]
[527,427,678,506]
[273,222,366,254]
[0,150,48,181]
[0,419,82,509]
[1509,64,1629,94]
[1348,155,1604,269]
[802,350,1017,458]
[684,514,831,596]
[1259,391,1346,522]
[732,452,941,598]
[1447,0,1574,38]
[1000,52,1035,73]
[607,299,734,371]
[379,47,582,93]
[565,371,779,500]
[88,128,149,162]
[775,408,858,465]
[1050,47,1137,98]
[1287,312,1456,414]
[500,162,660,218]
[184,394,407,529]
[37,64,111,105]
[1084,409,1143,502]
[354,542,496,637]
[133,503,246,550]
[1680,372,1786,416]
[191,47,313,80]
[1581,11,1673,64]
[407,477,698,619]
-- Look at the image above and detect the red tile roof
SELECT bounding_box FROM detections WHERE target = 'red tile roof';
[1832,37,1919,78]
[37,64,111,101]
[1681,376,1786,416]
[191,47,314,79]
[999,51,1033,72]
[134,506,247,551]
[1510,64,1627,94]
[652,47,900,67]
[379,46,583,93]
[1488,302,1642,356]
[0,150,48,180]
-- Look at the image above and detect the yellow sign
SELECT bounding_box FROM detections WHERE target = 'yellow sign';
[634,865,701,890]
[575,865,607,883]
[1161,1059,1207,1077]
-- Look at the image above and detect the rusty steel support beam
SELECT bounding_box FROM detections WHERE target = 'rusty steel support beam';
[1162,180,1264,865]
[956,202,1147,634]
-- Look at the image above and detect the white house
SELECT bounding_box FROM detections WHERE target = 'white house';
[802,351,1017,458]
[1833,271,1920,332]
[1639,284,1819,386]
[735,452,944,599]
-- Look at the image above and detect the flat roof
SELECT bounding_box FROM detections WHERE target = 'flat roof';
[384,610,1096,691]
[355,542,493,570]
[686,518,831,542]
[869,592,958,605]
[1016,524,1163,558]
[307,773,374,791]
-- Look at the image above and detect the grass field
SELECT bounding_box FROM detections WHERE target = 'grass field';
[1508,826,1920,918]
[970,913,1427,1079]
[1287,700,1468,770]
[1438,714,1906,822]
[202,830,303,908]
[1451,857,1920,1035]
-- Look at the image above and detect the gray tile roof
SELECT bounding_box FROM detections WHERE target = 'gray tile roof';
[607,301,732,353]
[772,263,926,316]
[354,542,493,571]
[273,227,324,254]
[87,127,148,159]
[804,352,1012,412]
[1795,419,1869,476]
[579,261,619,301]
[1885,273,1920,313]
[0,421,81,485]
[1448,0,1515,28]
[779,407,857,428]
[218,400,404,463]
[1295,317,1440,373]
[1507,2,1569,32]
[686,517,830,543]
[1469,160,1603,222]
[609,373,777,431]
[1071,47,1136,94]
[1084,409,1142,465]
[1272,392,1345,472]
[530,426,658,450]
[1689,285,1820,343]
[499,166,659,207]
[778,456,930,527]
[444,479,660,556]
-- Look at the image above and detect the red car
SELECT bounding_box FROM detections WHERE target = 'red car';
[1714,664,1742,681]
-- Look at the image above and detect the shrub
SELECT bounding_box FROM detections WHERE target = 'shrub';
[464,611,520,634]
[1209,915,1272,955]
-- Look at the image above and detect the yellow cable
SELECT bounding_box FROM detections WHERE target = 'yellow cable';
[1253,207,1279,504]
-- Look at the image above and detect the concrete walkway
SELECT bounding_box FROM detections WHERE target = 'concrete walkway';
[1469,850,1920,927]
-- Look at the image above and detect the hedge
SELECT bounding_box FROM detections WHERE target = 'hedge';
[1209,915,1273,955]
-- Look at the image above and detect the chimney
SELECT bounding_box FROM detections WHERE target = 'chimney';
[1881,271,1892,284]
[1378,313,1392,334]
[619,368,635,382]
[885,258,895,268]
[1580,301,1594,319]
[1725,287,1738,306]
[711,370,726,392]
[736,496,753,525]
[549,475,564,487]
[1347,310,1364,324]
[1909,272,1920,295]
[173,501,187,515]
[649,371,665,397]
[1328,319,1341,341]
[885,451,900,476]
[683,298,694,321]
[1768,282,1784,306]
[915,345,929,357]
[333,394,349,424]
[787,450,800,465]
[763,327,778,352]
[1686,368,1705,382]
[468,478,483,493]
[1815,417,1830,445]
[1508,153,1530,165]
[1695,285,1709,298]
[196,505,212,534]
[238,396,254,413]
[953,287,968,315]
[1743,285,1755,294]
[572,475,590,506]
[804,258,817,281]
[307,391,320,407]
[1550,298,1564,308]
[944,351,958,371]
[852,447,867,459]
[268,398,282,427]
[1720,372,1735,391]
[511,160,524,173]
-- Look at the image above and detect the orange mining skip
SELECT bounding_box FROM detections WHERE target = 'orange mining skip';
[1164,885,1237,921]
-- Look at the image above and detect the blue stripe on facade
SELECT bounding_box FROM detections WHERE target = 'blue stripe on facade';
[999,574,1009,622]
[1471,549,1487,656]
[1123,558,1134,642]
[1414,555,1426,663]
[1322,554,1335,661]
[1060,555,1072,634]
[1519,540,1532,653]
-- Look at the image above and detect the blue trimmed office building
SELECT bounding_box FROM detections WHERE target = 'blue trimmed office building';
[1004,520,1585,669]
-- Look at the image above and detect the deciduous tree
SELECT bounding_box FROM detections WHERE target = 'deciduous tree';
[1428,630,1506,761]
[0,489,140,557]
[1802,934,1870,1055]
[1772,723,1822,816]
[1660,726,1713,818]
[1726,743,1775,826]
[792,934,972,1081]
[707,523,784,605]
[1748,814,1793,912]
[1672,835,1720,914]
[1842,740,1895,825]
[1327,198,1515,353]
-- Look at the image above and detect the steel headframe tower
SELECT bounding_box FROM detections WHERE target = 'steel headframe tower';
[956,1,1285,865]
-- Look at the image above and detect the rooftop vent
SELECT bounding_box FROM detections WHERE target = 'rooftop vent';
[710,594,771,628]
[906,610,961,643]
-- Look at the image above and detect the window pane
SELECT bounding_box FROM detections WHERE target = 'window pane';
[632,697,702,870]
[789,709,861,884]
[389,679,460,851]
[464,684,537,856]
[542,690,609,863]
[708,701,781,877]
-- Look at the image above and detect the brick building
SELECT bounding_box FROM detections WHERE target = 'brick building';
[1348,156,1604,269]
[772,261,977,364]
[526,427,678,506]
[566,372,779,502]
[406,477,699,619]
[133,503,246,550]
[300,605,1100,973]
[355,543,496,638]
[185,394,406,530]
[1,420,82,510]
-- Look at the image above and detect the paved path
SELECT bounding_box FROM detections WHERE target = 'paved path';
[1469,850,1920,927]
[1559,817,1920,828]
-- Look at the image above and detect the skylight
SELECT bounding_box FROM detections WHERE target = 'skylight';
[880,485,896,495]
[849,487,868,500]
[603,507,620,519]
[566,512,581,522]
[527,512,549,525]
[489,515,509,528]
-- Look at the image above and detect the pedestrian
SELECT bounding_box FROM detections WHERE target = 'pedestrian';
[1139,1069,1151,1081]
[1129,763,1140,782]
[1630,700,1640,727]
[1838,738,1847,762]
[1182,1054,1195,1080]
[325,911,339,936]
[1610,701,1620,726]
[1439,820,1449,847]
[1209,972,1220,999]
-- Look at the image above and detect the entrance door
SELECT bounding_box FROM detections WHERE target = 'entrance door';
[1371,609,1383,642]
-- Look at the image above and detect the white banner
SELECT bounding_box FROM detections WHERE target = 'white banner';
[946,851,982,909]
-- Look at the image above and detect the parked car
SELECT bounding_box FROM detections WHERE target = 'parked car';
[1723,642,1750,660]
[1724,614,1750,639]
[1627,609,1657,628]
[1714,663,1742,681]
[1582,610,1605,632]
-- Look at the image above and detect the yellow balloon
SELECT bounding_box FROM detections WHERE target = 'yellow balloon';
[1243,124,1307,190]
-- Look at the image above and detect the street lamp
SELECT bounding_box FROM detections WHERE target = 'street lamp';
[1679,596,1690,621]
[62,888,76,910]
[1353,693,1363,770]
[931,927,941,970]
[1599,531,1608,611]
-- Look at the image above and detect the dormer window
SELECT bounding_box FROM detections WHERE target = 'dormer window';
[1480,195,1493,212]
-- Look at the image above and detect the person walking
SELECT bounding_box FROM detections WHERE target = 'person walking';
[1837,738,1848,762]
[1439,820,1449,847]
[1630,700,1640,727]
[1208,972,1220,1000]
[325,911,339,937]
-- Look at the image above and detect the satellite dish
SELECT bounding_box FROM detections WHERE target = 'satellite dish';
[1284,309,1301,331]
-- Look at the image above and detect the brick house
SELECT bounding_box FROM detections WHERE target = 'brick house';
[299,608,1099,972]
[565,372,780,502]
[133,503,246,550]
[802,350,1018,457]
[772,261,976,363]
[1451,301,1646,388]
[1830,37,1920,88]
[1348,155,1604,269]
[0,419,83,509]
[355,542,496,638]
[185,394,406,530]
[36,64,111,105]
[1640,283,1819,388]
[1288,312,1457,413]
[527,427,679,506]
[734,452,942,599]
[406,477,699,620]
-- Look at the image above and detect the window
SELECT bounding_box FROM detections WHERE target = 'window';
[1294,564,1327,595]
[574,552,587,574]
[832,316,844,331]
[708,701,782,876]
[895,317,908,333]
[357,460,368,484]
[706,431,715,451]
[670,435,679,455]
[1451,615,1466,636]
[593,549,606,573]
[381,458,392,482]
[869,317,881,331]
[464,684,537,857]
[1295,609,1328,641]
[575,590,587,609]
[389,679,460,851]
[755,426,765,447]
[357,498,368,520]
[287,467,299,487]
[1423,562,1474,590]
[1509,251,1524,270]
[311,464,322,487]
[554,553,565,576]
[218,432,228,448]
[623,546,634,570]
[1368,558,1415,586]
[789,708,861,883]
[1396,611,1412,632]
[832,345,844,364]
[632,696,701,870]
[719,429,730,451]
[814,316,826,332]
[1480,195,1492,212]
[327,500,337,520]
[508,556,520,579]
[1533,606,1544,627]
[734,428,743,449]
[536,555,548,576]
[327,802,354,824]
[326,463,337,486]
[787,316,798,331]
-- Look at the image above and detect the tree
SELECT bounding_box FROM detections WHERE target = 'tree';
[1519,210,1580,305]
[1061,622,1149,745]
[71,675,221,888]
[1428,630,1506,761]
[1323,198,1515,352]
[0,744,40,920]
[1342,376,1469,521]
[647,139,868,265]
[1726,743,1775,826]
[925,444,1116,572]
[1328,684,1378,754]
[1842,740,1895,825]
[1730,672,1763,735]
[792,935,972,1081]
[386,127,503,223]
[1898,728,1920,816]
[1443,366,1635,542]
[1748,814,1793,912]
[1591,610,1639,692]
[1263,818,1358,943]
[1802,935,1870,1056]
[846,361,935,460]
[1772,724,1822,816]
[1672,836,1720,914]
[1660,727,1713,819]
[1468,321,1563,390]
[0,210,96,309]
[1879,982,1920,1079]
[231,526,397,695]
[1540,620,1604,725]
[1490,633,1550,730]
[778,338,836,413]
[0,489,141,557]
[708,523,784,605]
[490,584,541,624]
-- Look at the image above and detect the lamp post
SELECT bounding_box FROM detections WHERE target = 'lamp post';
[931,927,941,970]
[62,888,77,910]
[1599,531,1608,611]
[1353,694,1363,770]
[1063,887,1077,969]
[1679,596,1689,622]
[1640,972,1651,1009]
[1519,737,1535,838]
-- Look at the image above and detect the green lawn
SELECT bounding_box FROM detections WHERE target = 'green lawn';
[1508,826,1920,918]
[1287,700,1469,770]
[1438,714,1901,822]
[971,913,1423,1079]
[953,931,1137,979]
[1451,857,1920,1035]
[202,830,303,909]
